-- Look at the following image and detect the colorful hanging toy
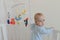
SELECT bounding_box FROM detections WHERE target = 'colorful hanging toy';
[16,21,20,24]
[8,12,10,18]
[7,18,16,25]
[24,17,28,27]
[7,12,10,24]
[22,9,26,15]
[7,19,10,24]
[10,18,16,25]
[15,15,22,21]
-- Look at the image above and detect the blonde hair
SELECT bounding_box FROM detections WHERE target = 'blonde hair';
[34,13,43,20]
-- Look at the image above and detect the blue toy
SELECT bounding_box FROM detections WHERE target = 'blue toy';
[15,16,22,21]
[7,19,10,24]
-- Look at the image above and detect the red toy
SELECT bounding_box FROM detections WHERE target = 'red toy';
[10,18,15,25]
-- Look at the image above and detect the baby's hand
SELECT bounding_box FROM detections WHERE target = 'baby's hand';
[50,27,54,29]
[50,26,55,30]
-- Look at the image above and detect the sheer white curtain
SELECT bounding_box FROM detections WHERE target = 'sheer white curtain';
[0,24,8,40]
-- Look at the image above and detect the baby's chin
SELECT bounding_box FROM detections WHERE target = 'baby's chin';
[37,24,44,27]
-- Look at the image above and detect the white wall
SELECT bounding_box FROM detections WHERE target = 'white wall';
[30,0,60,30]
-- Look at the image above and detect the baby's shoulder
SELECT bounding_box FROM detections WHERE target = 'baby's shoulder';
[30,23,35,26]
[29,23,35,29]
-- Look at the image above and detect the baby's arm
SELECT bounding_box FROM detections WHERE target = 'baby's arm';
[39,27,54,34]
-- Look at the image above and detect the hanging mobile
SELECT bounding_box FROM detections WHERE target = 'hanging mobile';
[24,17,28,27]
[7,12,10,24]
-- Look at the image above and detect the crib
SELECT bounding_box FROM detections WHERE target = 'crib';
[0,24,60,40]
[42,30,60,40]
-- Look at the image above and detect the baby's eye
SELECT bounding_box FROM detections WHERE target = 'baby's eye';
[43,19,45,21]
[38,19,45,22]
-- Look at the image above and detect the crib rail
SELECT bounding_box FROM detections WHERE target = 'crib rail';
[43,30,60,40]
[52,30,60,40]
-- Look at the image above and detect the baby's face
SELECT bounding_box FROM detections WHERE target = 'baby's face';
[35,15,45,26]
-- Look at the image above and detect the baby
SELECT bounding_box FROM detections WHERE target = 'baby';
[30,13,54,40]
